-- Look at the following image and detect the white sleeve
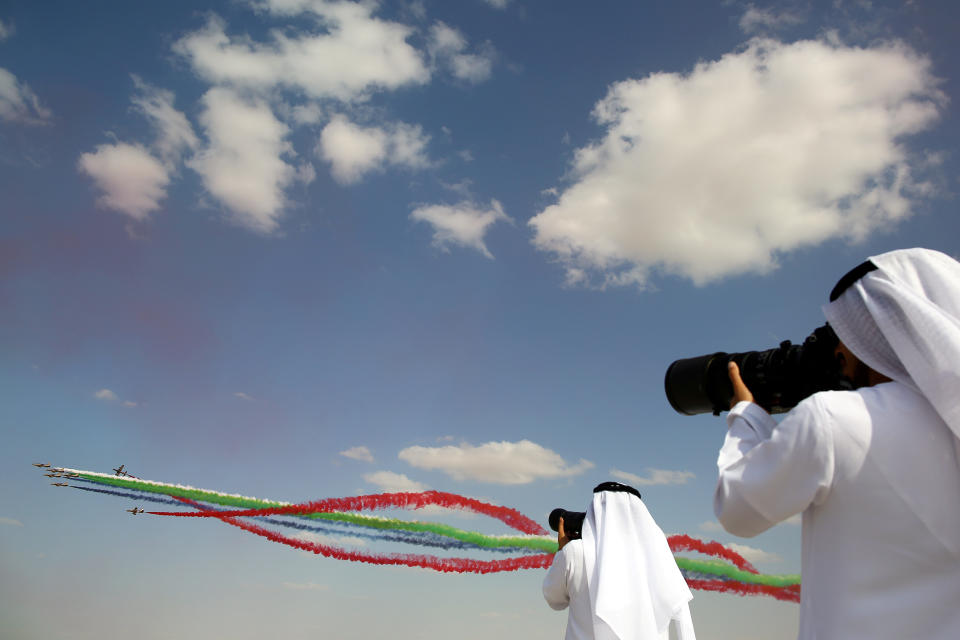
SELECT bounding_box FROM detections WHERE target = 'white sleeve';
[542,546,571,611]
[672,602,697,640]
[714,398,834,537]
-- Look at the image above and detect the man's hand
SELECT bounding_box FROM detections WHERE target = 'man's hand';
[728,361,754,409]
[557,516,570,551]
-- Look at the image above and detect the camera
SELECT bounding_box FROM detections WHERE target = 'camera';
[664,323,852,416]
[549,508,586,540]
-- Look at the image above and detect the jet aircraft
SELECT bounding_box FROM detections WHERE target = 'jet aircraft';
[51,482,69,487]
[127,507,144,515]
[33,463,50,468]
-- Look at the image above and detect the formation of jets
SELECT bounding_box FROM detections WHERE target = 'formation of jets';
[36,462,133,490]
[37,463,140,518]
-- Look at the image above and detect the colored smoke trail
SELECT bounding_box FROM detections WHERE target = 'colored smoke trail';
[72,484,535,554]
[175,497,556,574]
[54,467,801,600]
[151,491,547,536]
[668,534,758,574]
[67,471,556,552]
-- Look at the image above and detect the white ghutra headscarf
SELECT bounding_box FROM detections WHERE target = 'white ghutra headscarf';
[824,248,960,438]
[824,247,960,556]
[581,487,695,640]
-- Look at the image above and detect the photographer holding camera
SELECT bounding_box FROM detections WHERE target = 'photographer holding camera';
[711,248,960,639]
[542,482,696,640]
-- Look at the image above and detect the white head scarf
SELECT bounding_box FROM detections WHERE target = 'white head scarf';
[823,247,960,556]
[581,488,694,640]
[823,247,960,440]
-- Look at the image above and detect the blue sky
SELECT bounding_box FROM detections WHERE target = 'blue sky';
[1,1,957,638]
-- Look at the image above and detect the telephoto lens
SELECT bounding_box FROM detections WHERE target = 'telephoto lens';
[664,324,851,416]
[548,508,586,540]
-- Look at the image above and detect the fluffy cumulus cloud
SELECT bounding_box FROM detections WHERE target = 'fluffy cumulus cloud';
[173,5,429,102]
[340,445,374,463]
[319,114,430,184]
[410,199,511,258]
[427,22,494,84]
[77,79,196,220]
[78,144,170,220]
[610,467,695,486]
[0,67,51,125]
[93,389,119,401]
[363,470,428,492]
[529,38,944,288]
[0,19,14,41]
[189,88,301,232]
[398,439,594,485]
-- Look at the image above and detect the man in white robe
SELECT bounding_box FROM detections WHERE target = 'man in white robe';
[543,482,696,640]
[715,248,960,639]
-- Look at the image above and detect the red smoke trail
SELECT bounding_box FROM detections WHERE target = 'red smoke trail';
[174,497,554,574]
[668,534,758,574]
[150,490,547,535]
[686,578,800,604]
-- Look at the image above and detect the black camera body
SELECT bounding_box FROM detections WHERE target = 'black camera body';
[664,323,852,416]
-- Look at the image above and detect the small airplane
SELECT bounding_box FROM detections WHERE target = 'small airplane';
[51,482,69,487]
[44,473,62,478]
[64,473,80,478]
[126,507,144,515]
[113,465,127,476]
[33,463,50,468]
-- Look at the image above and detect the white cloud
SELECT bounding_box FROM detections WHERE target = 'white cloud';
[173,8,428,102]
[0,517,23,527]
[94,389,118,402]
[93,388,138,407]
[189,88,297,233]
[0,67,51,125]
[529,38,944,289]
[234,392,254,401]
[0,19,14,41]
[77,80,193,221]
[698,520,724,533]
[482,0,510,9]
[450,51,494,84]
[610,467,695,486]
[363,470,428,493]
[739,4,805,34]
[78,143,170,220]
[398,439,594,485]
[318,114,430,184]
[340,445,374,463]
[318,115,386,182]
[410,199,511,258]
[727,542,782,565]
[130,77,199,166]
[427,22,494,84]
